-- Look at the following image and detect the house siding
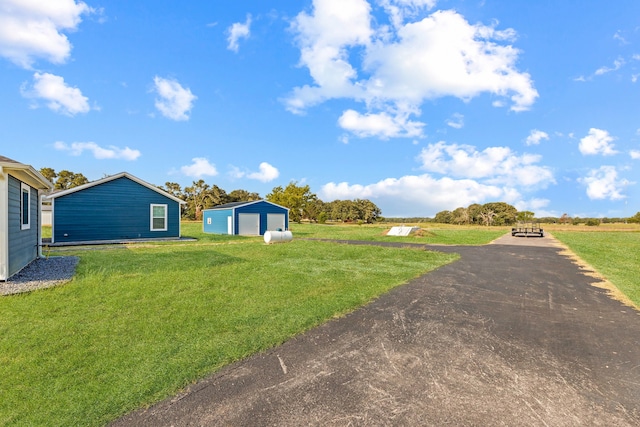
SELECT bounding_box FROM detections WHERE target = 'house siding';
[7,175,39,277]
[203,201,289,236]
[203,209,232,234]
[52,176,180,243]
[234,201,288,235]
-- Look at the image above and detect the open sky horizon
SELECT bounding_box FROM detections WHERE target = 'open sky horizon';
[1,0,639,218]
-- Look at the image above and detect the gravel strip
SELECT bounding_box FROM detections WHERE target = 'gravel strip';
[1,256,79,296]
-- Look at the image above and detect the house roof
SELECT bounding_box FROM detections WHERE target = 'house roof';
[207,200,289,211]
[44,172,186,204]
[0,155,53,190]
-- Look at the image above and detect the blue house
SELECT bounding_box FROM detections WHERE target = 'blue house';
[0,156,53,281]
[203,200,289,236]
[46,172,185,244]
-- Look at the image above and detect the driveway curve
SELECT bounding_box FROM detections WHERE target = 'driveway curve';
[112,233,640,426]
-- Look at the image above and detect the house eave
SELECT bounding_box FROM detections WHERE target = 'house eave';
[44,172,185,204]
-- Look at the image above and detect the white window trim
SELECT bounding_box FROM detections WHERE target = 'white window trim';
[150,204,168,231]
[20,183,30,230]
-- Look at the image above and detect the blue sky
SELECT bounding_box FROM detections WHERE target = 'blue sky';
[1,0,639,218]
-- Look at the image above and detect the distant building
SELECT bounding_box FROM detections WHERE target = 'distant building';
[0,156,53,280]
[203,200,289,236]
[41,203,52,226]
[45,172,185,244]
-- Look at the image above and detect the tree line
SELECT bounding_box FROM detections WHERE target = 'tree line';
[165,180,382,224]
[432,202,521,226]
[38,168,640,226]
[431,203,640,226]
[39,169,382,223]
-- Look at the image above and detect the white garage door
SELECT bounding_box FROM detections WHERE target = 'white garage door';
[238,213,260,235]
[266,213,285,231]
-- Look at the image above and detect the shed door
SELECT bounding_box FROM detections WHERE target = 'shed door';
[267,213,285,231]
[238,213,260,235]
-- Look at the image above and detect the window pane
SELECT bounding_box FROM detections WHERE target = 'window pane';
[151,204,167,231]
[153,217,165,229]
[22,189,29,226]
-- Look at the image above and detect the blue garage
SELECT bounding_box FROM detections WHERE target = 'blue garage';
[46,172,186,244]
[203,200,289,236]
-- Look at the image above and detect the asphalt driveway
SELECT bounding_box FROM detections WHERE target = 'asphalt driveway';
[112,233,640,426]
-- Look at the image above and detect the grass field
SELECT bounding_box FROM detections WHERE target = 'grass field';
[6,221,637,426]
[551,229,640,307]
[288,222,508,245]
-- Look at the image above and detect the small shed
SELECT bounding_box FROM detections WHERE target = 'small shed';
[46,172,186,244]
[203,200,289,236]
[0,156,53,281]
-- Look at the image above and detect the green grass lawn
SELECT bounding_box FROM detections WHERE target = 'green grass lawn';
[1,226,457,426]
[289,222,508,245]
[552,230,640,307]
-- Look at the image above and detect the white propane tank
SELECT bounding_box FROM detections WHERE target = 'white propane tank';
[264,230,293,244]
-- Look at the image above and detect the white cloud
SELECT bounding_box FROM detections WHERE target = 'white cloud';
[227,14,252,52]
[285,2,537,139]
[153,76,197,121]
[379,0,438,28]
[247,162,280,182]
[319,139,557,217]
[54,141,141,161]
[22,72,90,116]
[525,129,549,146]
[579,128,618,156]
[362,10,536,111]
[595,57,625,76]
[614,31,628,45]
[338,109,424,138]
[231,162,280,182]
[417,141,555,187]
[320,175,513,217]
[630,150,640,160]
[286,0,373,113]
[0,0,94,68]
[180,158,218,178]
[446,113,464,129]
[577,57,626,82]
[578,166,630,201]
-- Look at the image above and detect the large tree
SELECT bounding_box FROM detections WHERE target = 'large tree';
[452,207,470,225]
[434,210,453,224]
[39,168,89,190]
[39,167,57,183]
[481,202,517,225]
[266,181,317,223]
[228,189,261,202]
[516,210,535,222]
[183,180,214,220]
[467,203,483,224]
[356,199,381,223]
[323,199,380,223]
[162,182,184,199]
[628,212,640,223]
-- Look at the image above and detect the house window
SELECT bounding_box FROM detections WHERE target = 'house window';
[21,183,30,230]
[150,204,168,231]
